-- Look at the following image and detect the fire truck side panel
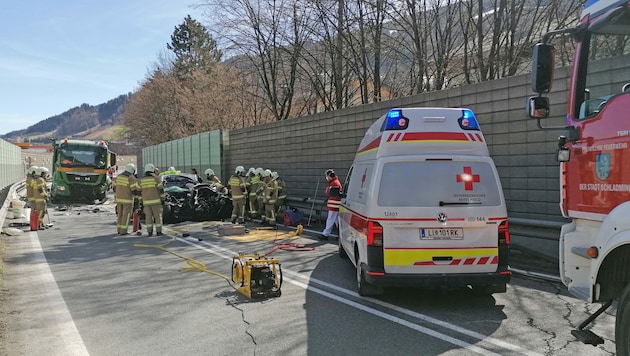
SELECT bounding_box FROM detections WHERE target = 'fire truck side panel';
[565,94,630,219]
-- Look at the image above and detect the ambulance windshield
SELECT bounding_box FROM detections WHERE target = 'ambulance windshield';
[377,161,502,207]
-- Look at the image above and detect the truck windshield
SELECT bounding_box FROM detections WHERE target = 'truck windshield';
[60,145,107,168]
[577,30,630,119]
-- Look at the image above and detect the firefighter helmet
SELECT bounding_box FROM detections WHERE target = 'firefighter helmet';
[39,166,49,177]
[255,167,263,176]
[205,168,215,177]
[125,163,136,174]
[168,166,175,171]
[28,166,39,176]
[248,167,255,175]
[262,169,272,178]
[271,171,279,180]
[235,166,245,175]
[144,163,155,173]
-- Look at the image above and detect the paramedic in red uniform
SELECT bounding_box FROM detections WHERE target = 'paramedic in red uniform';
[319,169,342,240]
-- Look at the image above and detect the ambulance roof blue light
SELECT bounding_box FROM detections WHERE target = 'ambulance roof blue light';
[384,109,408,130]
[459,109,480,130]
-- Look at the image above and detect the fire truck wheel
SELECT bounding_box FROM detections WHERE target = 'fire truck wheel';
[616,282,630,356]
[356,253,383,297]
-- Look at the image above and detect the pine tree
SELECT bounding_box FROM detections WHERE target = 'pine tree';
[167,15,222,79]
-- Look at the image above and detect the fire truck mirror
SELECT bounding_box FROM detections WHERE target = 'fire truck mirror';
[527,96,550,119]
[531,43,554,93]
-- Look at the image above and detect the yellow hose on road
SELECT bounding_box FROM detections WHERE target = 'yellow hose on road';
[134,237,231,281]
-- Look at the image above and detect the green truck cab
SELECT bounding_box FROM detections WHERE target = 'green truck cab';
[50,138,117,203]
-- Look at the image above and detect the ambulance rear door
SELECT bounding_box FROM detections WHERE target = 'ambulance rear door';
[371,154,507,276]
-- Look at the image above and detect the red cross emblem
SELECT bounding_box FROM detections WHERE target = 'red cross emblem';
[456,166,480,191]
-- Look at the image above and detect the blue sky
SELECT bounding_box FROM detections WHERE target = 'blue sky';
[0,0,204,136]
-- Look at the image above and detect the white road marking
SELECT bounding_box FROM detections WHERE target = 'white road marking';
[21,232,90,356]
[179,236,543,356]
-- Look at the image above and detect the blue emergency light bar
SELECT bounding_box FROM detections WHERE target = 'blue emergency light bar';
[383,109,409,130]
[459,109,480,130]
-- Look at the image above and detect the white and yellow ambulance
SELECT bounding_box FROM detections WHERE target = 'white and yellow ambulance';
[338,107,511,296]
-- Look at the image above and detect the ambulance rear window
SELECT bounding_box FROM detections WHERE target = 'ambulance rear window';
[377,161,502,207]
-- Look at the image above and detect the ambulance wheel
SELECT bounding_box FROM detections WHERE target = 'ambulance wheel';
[356,256,383,296]
[616,282,630,356]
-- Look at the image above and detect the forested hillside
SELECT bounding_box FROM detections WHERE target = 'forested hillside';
[1,94,131,142]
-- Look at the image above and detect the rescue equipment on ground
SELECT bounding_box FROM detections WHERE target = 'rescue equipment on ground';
[30,210,39,231]
[231,254,282,299]
[218,223,246,236]
[283,208,304,226]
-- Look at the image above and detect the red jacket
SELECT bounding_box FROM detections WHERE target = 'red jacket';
[325,177,342,211]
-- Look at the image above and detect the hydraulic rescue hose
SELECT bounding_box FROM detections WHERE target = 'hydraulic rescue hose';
[133,237,232,282]
[256,224,317,256]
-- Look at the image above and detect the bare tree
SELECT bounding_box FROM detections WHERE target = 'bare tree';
[457,0,582,83]
[124,71,187,145]
[198,0,312,121]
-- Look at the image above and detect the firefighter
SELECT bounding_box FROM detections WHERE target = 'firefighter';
[115,163,141,235]
[246,167,261,219]
[319,169,342,240]
[32,167,49,230]
[205,168,227,194]
[272,171,286,214]
[159,166,180,176]
[26,166,39,209]
[140,163,164,237]
[259,169,278,226]
[255,167,266,218]
[227,166,247,224]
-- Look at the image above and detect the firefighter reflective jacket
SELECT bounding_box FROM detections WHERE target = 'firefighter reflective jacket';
[228,175,247,200]
[276,178,287,200]
[140,174,164,206]
[247,175,260,197]
[115,172,140,204]
[32,177,48,203]
[26,175,35,203]
[262,179,278,204]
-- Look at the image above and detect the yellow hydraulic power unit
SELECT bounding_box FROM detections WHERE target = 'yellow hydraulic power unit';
[231,254,282,299]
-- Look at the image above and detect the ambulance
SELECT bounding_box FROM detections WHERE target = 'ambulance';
[338,107,511,296]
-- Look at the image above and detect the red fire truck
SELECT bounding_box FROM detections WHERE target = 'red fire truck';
[527,0,630,354]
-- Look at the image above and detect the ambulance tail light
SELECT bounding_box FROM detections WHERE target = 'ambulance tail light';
[497,220,510,270]
[498,221,509,245]
[367,221,383,247]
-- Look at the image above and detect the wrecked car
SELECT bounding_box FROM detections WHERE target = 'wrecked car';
[160,173,232,224]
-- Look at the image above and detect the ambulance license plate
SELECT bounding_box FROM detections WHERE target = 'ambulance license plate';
[420,228,464,240]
